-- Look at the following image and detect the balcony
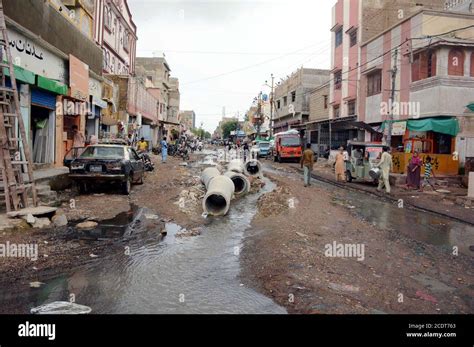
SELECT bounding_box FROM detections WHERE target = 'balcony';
[410,75,474,118]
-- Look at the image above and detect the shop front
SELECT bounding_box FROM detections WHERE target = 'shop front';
[382,117,460,176]
[6,26,69,166]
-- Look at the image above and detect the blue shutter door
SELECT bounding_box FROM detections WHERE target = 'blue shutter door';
[31,88,57,110]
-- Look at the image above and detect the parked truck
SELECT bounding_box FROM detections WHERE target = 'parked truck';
[272,129,302,163]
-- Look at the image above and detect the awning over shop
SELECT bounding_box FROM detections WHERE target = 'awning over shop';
[3,64,35,84]
[381,117,459,137]
[37,75,68,95]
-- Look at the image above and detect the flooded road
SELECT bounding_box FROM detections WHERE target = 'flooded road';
[0,167,286,314]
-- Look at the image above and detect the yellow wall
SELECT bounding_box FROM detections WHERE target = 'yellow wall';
[392,152,459,176]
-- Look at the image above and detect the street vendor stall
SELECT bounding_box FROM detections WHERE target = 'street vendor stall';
[382,117,459,176]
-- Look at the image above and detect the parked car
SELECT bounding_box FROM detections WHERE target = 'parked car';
[68,144,145,195]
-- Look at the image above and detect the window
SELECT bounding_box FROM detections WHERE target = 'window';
[448,49,465,76]
[323,95,328,109]
[334,70,342,90]
[283,96,287,106]
[291,91,296,102]
[367,71,382,96]
[335,28,343,47]
[277,100,281,109]
[349,29,358,47]
[124,30,130,51]
[412,51,436,82]
[334,105,340,118]
[104,7,112,30]
[347,100,356,115]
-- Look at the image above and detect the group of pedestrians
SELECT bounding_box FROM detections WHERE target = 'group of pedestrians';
[299,144,435,195]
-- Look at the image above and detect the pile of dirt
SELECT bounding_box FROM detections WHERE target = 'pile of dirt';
[256,185,290,217]
[174,184,206,214]
[249,176,266,194]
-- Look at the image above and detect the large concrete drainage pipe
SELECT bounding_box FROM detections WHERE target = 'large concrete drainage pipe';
[201,167,221,189]
[228,159,244,174]
[244,159,262,177]
[224,171,250,197]
[202,175,235,216]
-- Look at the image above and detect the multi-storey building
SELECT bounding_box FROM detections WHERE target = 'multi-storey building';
[358,9,474,175]
[273,68,329,133]
[94,0,137,75]
[179,111,196,132]
[135,57,180,140]
[3,0,103,167]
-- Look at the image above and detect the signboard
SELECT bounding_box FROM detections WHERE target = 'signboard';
[392,121,407,136]
[69,55,89,101]
[7,29,67,83]
[89,77,102,101]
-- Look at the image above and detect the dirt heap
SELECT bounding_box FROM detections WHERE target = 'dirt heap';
[256,185,291,217]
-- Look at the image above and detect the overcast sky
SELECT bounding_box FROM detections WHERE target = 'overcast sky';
[128,0,335,132]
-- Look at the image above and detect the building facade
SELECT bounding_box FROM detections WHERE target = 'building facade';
[273,68,329,133]
[358,9,474,175]
[93,0,137,76]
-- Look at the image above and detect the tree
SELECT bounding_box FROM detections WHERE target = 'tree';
[221,120,238,139]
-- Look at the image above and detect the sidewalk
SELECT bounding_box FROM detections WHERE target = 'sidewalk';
[290,160,474,225]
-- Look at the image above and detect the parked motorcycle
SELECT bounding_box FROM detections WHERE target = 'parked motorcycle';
[178,147,190,161]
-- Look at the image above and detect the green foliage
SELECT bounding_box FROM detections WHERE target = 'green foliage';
[221,120,238,139]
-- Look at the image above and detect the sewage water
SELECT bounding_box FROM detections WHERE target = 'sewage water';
[0,176,286,314]
[264,163,474,256]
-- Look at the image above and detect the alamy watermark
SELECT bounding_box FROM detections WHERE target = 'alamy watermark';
[324,241,365,262]
[380,100,421,119]
[0,242,38,261]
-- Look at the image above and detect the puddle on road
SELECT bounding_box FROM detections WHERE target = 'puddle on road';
[0,168,286,314]
[264,162,474,256]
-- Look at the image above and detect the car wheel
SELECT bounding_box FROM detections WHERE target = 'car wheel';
[273,155,278,162]
[346,170,353,183]
[122,176,132,195]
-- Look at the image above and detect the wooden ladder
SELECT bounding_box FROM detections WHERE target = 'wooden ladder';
[0,0,37,212]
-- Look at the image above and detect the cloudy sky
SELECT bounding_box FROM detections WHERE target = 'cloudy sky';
[128,0,335,132]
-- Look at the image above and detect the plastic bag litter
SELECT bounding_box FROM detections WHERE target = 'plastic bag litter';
[30,301,92,314]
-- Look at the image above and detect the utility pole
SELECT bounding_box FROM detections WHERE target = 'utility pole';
[387,48,398,148]
[269,73,274,138]
[256,92,262,138]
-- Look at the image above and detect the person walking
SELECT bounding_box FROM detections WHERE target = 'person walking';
[335,147,346,182]
[161,137,168,163]
[420,156,436,192]
[300,143,315,187]
[376,147,393,194]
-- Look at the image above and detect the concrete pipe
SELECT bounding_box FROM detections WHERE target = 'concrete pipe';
[202,175,235,216]
[244,159,263,177]
[201,167,221,189]
[228,159,245,174]
[224,171,250,197]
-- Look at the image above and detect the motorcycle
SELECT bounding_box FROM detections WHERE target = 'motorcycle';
[178,146,190,161]
[139,151,155,171]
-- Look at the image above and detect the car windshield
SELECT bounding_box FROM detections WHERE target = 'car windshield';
[258,142,270,148]
[80,146,124,159]
[281,137,300,147]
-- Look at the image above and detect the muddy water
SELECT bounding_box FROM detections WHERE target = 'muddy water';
[0,174,286,314]
[264,163,474,256]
